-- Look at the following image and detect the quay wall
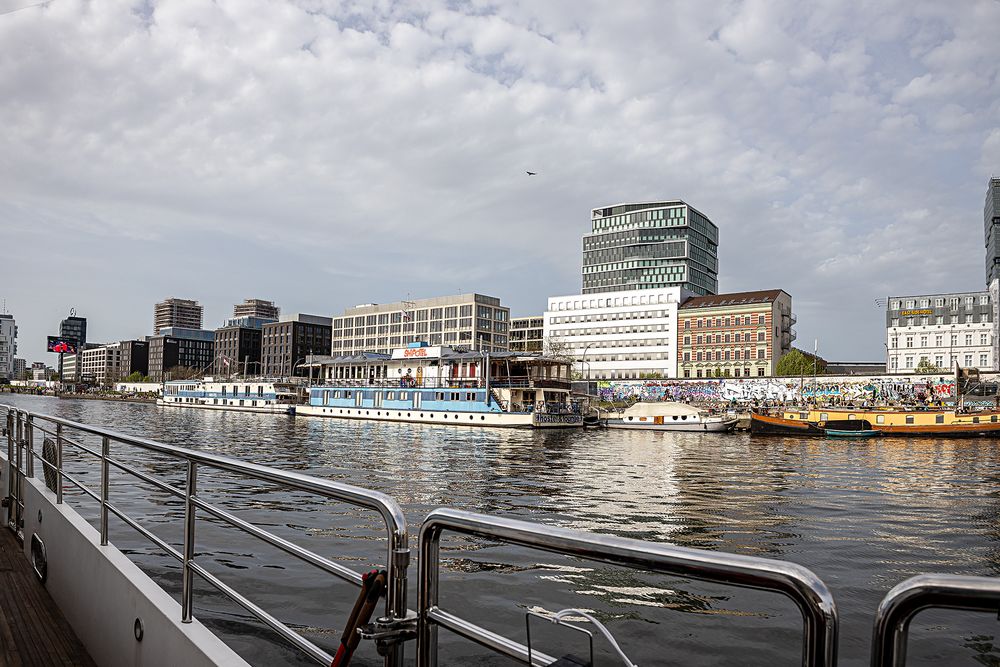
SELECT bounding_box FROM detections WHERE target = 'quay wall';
[586,372,1000,405]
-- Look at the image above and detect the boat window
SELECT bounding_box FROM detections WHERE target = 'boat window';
[820,413,828,421]
[345,391,352,399]
[258,386,264,396]
[905,415,914,424]
[973,416,980,424]
[681,415,687,420]
[245,386,250,396]
[848,414,856,420]
[222,387,227,396]
[993,416,998,423]
[876,415,885,424]
[400,392,408,400]
[936,415,944,424]
[387,391,395,400]
[627,416,633,421]
[466,393,474,401]
[436,392,445,401]
[799,412,808,419]
[451,392,460,401]
[672,415,678,420]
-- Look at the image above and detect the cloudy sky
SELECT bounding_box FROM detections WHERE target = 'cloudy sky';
[2,0,999,362]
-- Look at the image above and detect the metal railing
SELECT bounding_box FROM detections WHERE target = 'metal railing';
[870,574,1000,666]
[1,405,411,666]
[417,508,839,667]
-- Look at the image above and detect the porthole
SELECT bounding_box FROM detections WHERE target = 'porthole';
[627,416,633,421]
[398,412,402,417]
[408,413,412,417]
[672,416,678,420]
[469,415,474,420]
[481,416,485,420]
[681,415,687,420]
[420,413,424,418]
[430,414,435,418]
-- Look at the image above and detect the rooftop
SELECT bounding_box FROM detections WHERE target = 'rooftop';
[680,289,787,310]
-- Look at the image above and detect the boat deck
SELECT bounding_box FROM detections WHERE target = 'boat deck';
[0,528,94,667]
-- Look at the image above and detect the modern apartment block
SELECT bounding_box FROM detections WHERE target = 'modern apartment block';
[147,327,215,382]
[79,344,123,385]
[261,314,332,377]
[510,316,544,353]
[885,292,993,373]
[119,339,150,378]
[543,287,691,380]
[13,358,26,379]
[677,290,794,378]
[154,298,203,334]
[330,294,510,356]
[214,316,274,375]
[233,298,280,320]
[59,315,87,347]
[583,200,719,296]
[0,313,17,380]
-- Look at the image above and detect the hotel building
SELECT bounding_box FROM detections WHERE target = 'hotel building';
[330,294,509,356]
[583,200,719,296]
[543,287,691,380]
[677,290,794,378]
[885,292,993,373]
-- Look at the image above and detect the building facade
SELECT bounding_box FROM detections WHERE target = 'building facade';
[330,294,510,356]
[510,316,544,353]
[582,201,719,296]
[147,327,215,382]
[154,298,203,334]
[233,298,280,320]
[262,314,332,377]
[79,344,123,386]
[13,358,25,379]
[214,316,272,375]
[676,290,794,378]
[985,177,1000,369]
[59,315,87,347]
[885,292,993,373]
[0,314,17,380]
[543,287,690,380]
[119,340,150,378]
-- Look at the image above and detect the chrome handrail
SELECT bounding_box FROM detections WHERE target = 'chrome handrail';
[1,405,410,667]
[870,574,1000,666]
[417,508,838,667]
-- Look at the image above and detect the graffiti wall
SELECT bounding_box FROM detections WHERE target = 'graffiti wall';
[595,375,972,405]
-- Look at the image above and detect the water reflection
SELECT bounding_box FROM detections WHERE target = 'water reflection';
[4,394,1000,665]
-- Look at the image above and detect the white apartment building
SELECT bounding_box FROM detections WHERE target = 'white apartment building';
[885,291,993,373]
[0,314,16,380]
[543,287,692,380]
[80,344,123,385]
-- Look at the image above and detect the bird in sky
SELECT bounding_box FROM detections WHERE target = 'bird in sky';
[526,171,537,176]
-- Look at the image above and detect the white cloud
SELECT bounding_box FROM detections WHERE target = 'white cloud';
[1,0,999,360]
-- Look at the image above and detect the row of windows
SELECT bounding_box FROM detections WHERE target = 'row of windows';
[889,354,989,369]
[684,314,767,328]
[333,306,507,329]
[891,333,991,347]
[550,294,675,311]
[556,325,671,336]
[685,332,768,344]
[591,207,686,232]
[683,368,767,378]
[683,349,767,361]
[891,295,988,310]
[891,314,989,326]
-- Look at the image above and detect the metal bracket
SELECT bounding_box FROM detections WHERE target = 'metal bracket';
[358,612,418,656]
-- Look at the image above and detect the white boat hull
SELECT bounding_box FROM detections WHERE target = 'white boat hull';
[296,404,580,428]
[605,418,737,432]
[156,399,294,415]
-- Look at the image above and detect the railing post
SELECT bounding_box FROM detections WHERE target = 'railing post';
[182,460,197,623]
[25,414,34,479]
[417,525,441,667]
[100,436,110,545]
[55,423,64,504]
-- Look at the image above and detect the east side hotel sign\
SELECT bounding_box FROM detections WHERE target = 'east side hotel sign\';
[900,309,933,316]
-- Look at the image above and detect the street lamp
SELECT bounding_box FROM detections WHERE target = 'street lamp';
[580,341,595,389]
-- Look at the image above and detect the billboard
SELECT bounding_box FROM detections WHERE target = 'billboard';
[47,337,78,354]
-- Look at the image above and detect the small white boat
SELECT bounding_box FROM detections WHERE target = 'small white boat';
[157,379,299,414]
[603,401,737,432]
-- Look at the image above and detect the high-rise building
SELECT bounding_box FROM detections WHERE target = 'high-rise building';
[583,200,719,296]
[510,316,544,353]
[154,298,203,334]
[330,294,510,356]
[233,298,280,320]
[676,290,794,378]
[13,358,26,379]
[147,327,215,382]
[80,344,123,386]
[543,287,690,380]
[985,177,1000,369]
[261,314,332,377]
[60,315,87,348]
[885,292,993,373]
[0,313,17,380]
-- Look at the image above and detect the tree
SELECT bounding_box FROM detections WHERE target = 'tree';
[776,348,828,376]
[124,371,145,382]
[914,358,943,374]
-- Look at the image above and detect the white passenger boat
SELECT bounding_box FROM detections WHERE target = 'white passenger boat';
[297,343,583,428]
[157,379,299,414]
[603,401,737,432]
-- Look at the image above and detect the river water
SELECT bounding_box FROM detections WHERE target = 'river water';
[3,393,1000,666]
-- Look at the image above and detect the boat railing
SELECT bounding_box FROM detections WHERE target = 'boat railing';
[1,405,411,667]
[417,507,839,667]
[870,574,1000,666]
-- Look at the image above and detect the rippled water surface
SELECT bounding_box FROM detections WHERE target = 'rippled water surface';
[4,394,1000,666]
